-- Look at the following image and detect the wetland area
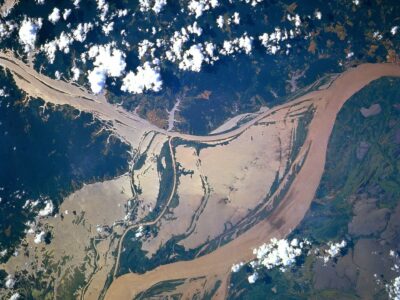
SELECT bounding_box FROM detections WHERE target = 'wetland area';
[1,0,400,299]
[1,50,400,299]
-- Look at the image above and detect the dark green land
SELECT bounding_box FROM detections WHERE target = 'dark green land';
[228,77,400,299]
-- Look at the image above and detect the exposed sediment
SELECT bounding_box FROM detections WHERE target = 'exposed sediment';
[1,52,399,299]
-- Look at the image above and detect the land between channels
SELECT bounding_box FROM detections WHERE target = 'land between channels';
[0,53,399,299]
[104,63,400,299]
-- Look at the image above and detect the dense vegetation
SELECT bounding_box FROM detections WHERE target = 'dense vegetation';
[228,77,400,299]
[0,69,130,257]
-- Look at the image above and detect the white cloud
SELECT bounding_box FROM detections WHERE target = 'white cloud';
[38,200,54,217]
[248,272,258,284]
[179,44,204,72]
[57,32,73,52]
[90,45,126,77]
[139,0,151,11]
[34,231,46,244]
[72,23,93,43]
[166,30,190,62]
[96,0,109,21]
[216,15,224,28]
[121,60,163,94]
[88,46,99,59]
[9,293,20,300]
[231,262,244,272]
[220,40,234,55]
[294,14,301,27]
[153,0,167,14]
[238,34,253,54]
[71,67,80,81]
[139,0,167,14]
[391,26,399,35]
[88,67,107,94]
[258,33,281,54]
[373,30,383,40]
[259,27,297,55]
[41,32,73,63]
[220,34,254,55]
[387,276,400,300]
[204,41,218,64]
[253,238,305,271]
[0,89,8,97]
[5,275,15,289]
[48,7,61,24]
[0,21,17,40]
[323,240,347,263]
[166,23,218,68]
[245,237,336,284]
[232,12,240,25]
[102,21,114,36]
[135,225,144,238]
[138,39,155,60]
[18,18,43,53]
[239,0,263,6]
[188,0,219,18]
[187,22,202,36]
[41,41,57,63]
[87,44,126,93]
[117,9,128,17]
[63,9,72,20]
